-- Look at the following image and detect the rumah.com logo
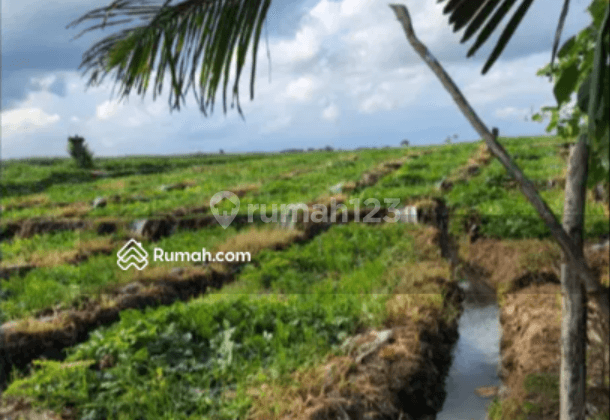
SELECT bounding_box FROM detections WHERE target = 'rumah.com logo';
[117,239,149,270]
[117,239,251,270]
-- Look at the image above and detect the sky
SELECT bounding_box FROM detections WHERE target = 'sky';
[1,0,593,159]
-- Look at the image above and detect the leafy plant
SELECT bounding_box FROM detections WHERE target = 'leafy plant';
[532,0,610,185]
[67,135,95,169]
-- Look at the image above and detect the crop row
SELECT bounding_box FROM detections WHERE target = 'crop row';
[445,136,609,239]
[1,151,362,221]
[3,222,459,420]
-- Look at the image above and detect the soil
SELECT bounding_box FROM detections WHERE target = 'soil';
[464,239,610,419]
[246,278,464,420]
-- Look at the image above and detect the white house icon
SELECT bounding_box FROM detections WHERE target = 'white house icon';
[117,239,149,270]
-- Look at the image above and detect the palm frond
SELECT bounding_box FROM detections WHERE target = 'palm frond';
[438,0,545,74]
[67,0,272,118]
[550,0,571,71]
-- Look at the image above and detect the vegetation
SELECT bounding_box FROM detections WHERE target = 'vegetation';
[532,0,610,186]
[67,135,95,169]
[3,223,437,419]
[1,148,406,221]
[1,137,608,419]
[2,136,607,321]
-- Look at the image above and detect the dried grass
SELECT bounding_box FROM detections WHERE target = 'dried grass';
[96,179,126,191]
[53,202,91,218]
[3,194,50,211]
[29,238,115,267]
[245,262,460,420]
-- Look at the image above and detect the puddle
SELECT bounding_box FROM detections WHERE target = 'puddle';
[437,281,502,420]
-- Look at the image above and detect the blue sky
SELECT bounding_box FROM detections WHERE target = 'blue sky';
[1,0,592,158]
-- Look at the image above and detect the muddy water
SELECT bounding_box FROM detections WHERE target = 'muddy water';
[437,280,502,420]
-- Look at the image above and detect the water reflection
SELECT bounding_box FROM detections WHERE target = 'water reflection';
[437,282,501,420]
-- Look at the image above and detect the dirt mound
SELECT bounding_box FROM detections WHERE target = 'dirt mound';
[498,283,562,387]
[0,268,225,373]
[1,219,91,240]
[497,282,610,419]
[441,143,494,192]
[460,238,562,291]
[0,226,314,385]
[247,279,464,420]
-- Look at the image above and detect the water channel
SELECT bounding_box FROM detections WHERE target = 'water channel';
[437,280,503,420]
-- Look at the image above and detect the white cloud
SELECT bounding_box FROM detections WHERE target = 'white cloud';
[495,106,529,119]
[322,103,340,122]
[262,115,293,134]
[285,76,317,102]
[273,25,322,65]
[461,52,553,105]
[1,107,60,136]
[29,74,57,90]
[309,0,343,33]
[3,0,579,158]
[359,93,398,114]
[96,99,124,120]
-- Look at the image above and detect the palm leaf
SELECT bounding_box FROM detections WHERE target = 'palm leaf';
[67,0,272,118]
[438,0,559,74]
[550,0,571,70]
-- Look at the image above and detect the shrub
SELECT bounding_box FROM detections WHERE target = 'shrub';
[67,135,94,169]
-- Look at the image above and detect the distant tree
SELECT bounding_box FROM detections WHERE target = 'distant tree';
[401,139,410,147]
[444,135,452,144]
[324,145,334,152]
[67,135,94,168]
[219,149,225,155]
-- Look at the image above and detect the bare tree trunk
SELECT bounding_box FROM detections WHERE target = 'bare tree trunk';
[389,3,609,322]
[560,138,588,420]
[388,4,602,417]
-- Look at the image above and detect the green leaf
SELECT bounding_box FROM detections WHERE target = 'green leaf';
[557,35,576,59]
[553,62,579,106]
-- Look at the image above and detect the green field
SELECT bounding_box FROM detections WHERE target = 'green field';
[1,135,608,419]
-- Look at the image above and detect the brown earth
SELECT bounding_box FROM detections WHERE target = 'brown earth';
[246,278,463,420]
[0,154,412,241]
[461,238,610,420]
[439,143,494,192]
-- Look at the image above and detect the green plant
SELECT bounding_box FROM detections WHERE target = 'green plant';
[67,135,95,169]
[532,0,610,185]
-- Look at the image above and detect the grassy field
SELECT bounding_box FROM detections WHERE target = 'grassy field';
[1,135,608,420]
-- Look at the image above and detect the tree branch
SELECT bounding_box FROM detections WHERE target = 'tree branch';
[389,3,608,320]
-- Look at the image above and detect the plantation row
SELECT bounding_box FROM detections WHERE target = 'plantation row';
[1,148,406,221]
[0,146,460,323]
[2,221,461,420]
[1,137,608,324]
[0,151,419,322]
